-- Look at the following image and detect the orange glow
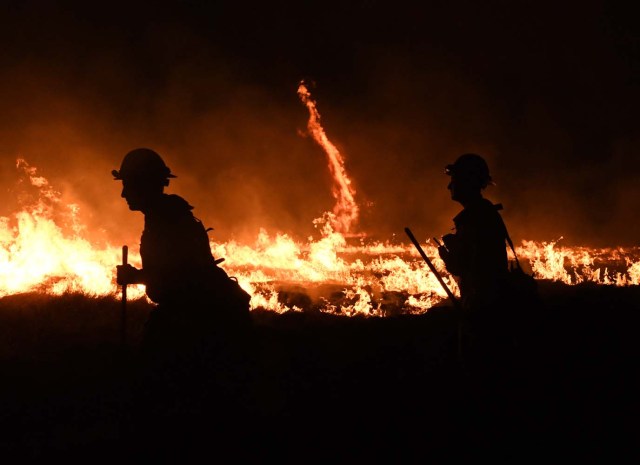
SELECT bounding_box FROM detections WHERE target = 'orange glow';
[1,89,639,315]
[1,162,638,316]
[0,159,146,300]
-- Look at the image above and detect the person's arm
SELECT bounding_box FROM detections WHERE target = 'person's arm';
[116,264,145,285]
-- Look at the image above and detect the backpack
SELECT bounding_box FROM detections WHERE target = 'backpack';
[210,258,252,325]
[498,211,540,308]
[198,219,252,324]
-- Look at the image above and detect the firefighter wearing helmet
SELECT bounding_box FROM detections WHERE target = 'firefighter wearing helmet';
[436,153,516,369]
[112,148,177,212]
[113,147,250,316]
[437,153,507,308]
[113,148,252,453]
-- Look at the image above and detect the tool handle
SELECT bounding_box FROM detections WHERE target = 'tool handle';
[405,228,459,306]
[121,245,128,300]
[121,245,128,346]
[406,228,464,365]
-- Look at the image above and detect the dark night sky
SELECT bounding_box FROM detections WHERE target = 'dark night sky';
[0,0,638,247]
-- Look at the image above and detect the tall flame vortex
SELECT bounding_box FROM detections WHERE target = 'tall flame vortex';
[298,81,360,235]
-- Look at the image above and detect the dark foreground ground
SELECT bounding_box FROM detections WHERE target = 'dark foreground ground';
[0,281,639,463]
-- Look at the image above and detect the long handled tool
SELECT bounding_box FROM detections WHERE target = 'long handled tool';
[404,227,464,363]
[121,245,128,347]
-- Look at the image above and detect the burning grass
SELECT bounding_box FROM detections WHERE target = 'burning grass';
[2,86,640,314]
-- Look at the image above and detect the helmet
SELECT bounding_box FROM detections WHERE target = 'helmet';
[112,148,176,184]
[445,153,493,188]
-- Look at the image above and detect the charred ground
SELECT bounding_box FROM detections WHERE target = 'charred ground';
[0,282,639,462]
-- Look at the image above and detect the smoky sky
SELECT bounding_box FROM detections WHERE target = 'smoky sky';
[0,0,638,248]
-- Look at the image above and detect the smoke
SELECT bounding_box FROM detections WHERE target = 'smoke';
[0,1,637,249]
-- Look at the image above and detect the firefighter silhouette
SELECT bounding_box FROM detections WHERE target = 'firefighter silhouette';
[113,147,253,459]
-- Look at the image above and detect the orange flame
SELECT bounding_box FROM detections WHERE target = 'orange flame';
[1,162,639,316]
[297,81,359,235]
[516,239,640,286]
[1,90,639,315]
[0,159,145,299]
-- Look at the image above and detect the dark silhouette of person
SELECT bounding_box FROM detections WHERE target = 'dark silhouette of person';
[112,148,253,460]
[113,148,251,336]
[436,153,525,449]
[437,153,508,313]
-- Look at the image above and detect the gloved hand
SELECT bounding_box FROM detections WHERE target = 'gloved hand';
[441,233,458,251]
[116,264,143,285]
[438,233,461,275]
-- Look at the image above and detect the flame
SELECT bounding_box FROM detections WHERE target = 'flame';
[517,239,640,286]
[0,159,145,299]
[297,81,359,235]
[0,162,639,315]
[1,88,639,316]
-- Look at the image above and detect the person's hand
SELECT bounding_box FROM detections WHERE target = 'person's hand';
[438,233,459,270]
[116,264,142,285]
[437,245,449,261]
[441,233,458,251]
